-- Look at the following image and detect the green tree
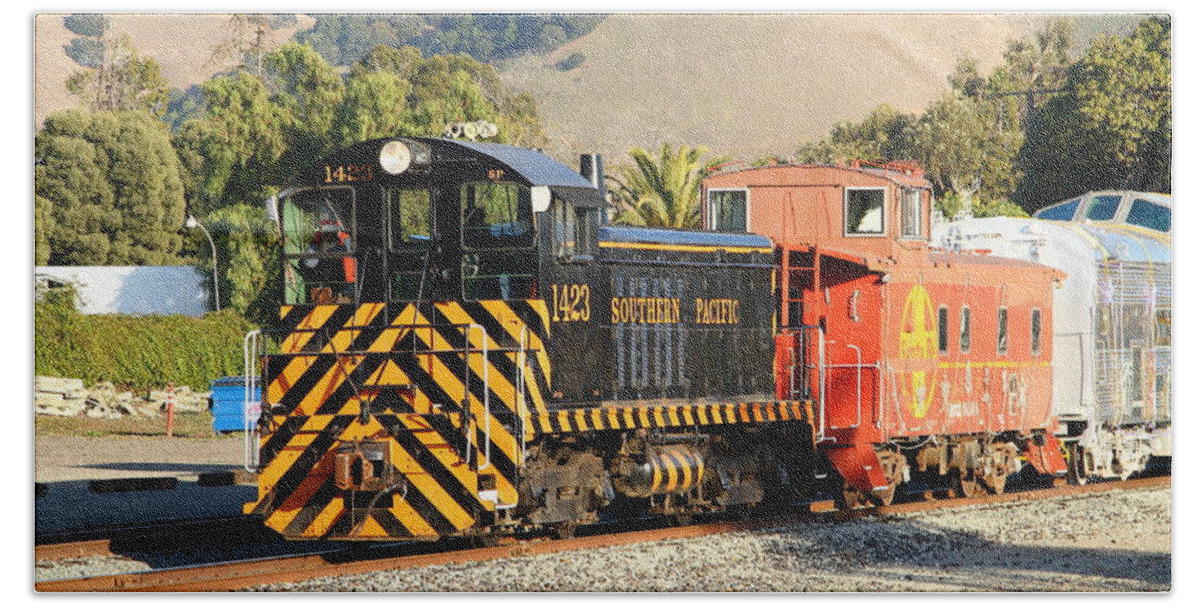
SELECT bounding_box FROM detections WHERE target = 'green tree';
[35,109,186,265]
[608,144,724,229]
[66,35,170,118]
[1016,17,1171,208]
[199,204,279,322]
[174,72,290,215]
[332,70,413,148]
[795,104,917,164]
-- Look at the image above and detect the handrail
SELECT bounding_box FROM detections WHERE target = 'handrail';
[465,324,491,472]
[243,330,263,473]
[517,325,529,466]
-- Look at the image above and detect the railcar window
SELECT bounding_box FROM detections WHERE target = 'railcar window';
[1127,198,1171,232]
[708,189,748,232]
[461,182,534,250]
[901,189,922,238]
[937,306,949,354]
[1155,309,1171,346]
[845,188,885,236]
[279,187,355,305]
[1034,199,1080,221]
[388,188,431,249]
[960,306,971,353]
[997,307,1008,355]
[1085,194,1122,221]
[1031,308,1043,355]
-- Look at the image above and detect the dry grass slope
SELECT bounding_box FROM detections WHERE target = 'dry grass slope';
[34,13,1144,163]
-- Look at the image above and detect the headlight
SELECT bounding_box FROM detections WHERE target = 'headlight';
[379,140,412,175]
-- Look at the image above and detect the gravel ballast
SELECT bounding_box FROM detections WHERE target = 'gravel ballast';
[251,486,1170,592]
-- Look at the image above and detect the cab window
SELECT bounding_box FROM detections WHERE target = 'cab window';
[388,188,432,249]
[461,182,535,250]
[279,187,355,305]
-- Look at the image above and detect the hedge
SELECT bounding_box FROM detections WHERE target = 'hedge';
[34,285,256,390]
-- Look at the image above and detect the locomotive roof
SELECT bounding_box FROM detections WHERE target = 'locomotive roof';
[421,138,597,190]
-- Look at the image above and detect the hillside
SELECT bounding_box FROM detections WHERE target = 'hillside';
[34,13,1144,163]
[498,13,1136,160]
[34,14,314,126]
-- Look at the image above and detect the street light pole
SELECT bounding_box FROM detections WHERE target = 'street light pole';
[186,215,220,312]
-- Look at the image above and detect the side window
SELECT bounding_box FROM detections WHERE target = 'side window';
[937,305,949,354]
[1085,194,1122,221]
[388,188,431,249]
[708,189,748,232]
[1127,198,1171,232]
[960,306,971,353]
[1034,198,1080,221]
[461,182,534,250]
[845,188,885,236]
[901,189,923,238]
[1155,309,1171,346]
[552,199,576,258]
[1031,308,1042,355]
[997,307,1008,355]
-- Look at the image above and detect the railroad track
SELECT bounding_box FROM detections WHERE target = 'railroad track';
[35,475,1170,592]
[35,516,271,562]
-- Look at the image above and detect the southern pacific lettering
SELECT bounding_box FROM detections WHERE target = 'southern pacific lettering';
[695,298,740,325]
[610,296,682,324]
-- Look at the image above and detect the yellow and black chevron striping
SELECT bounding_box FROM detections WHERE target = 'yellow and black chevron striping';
[247,300,813,540]
[247,299,550,539]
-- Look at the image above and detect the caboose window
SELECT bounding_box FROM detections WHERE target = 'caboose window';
[461,182,535,250]
[937,306,949,354]
[901,189,922,238]
[960,306,971,353]
[997,307,1008,355]
[707,189,748,232]
[388,188,431,249]
[279,187,355,305]
[845,188,885,236]
[1031,308,1043,355]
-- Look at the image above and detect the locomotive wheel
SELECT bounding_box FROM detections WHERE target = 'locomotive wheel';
[552,522,578,540]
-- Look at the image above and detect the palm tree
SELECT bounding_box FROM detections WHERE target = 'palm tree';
[608,143,725,229]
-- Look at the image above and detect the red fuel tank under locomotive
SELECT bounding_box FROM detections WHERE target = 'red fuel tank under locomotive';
[702,161,1070,504]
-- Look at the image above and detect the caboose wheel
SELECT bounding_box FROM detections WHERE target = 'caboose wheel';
[957,474,987,498]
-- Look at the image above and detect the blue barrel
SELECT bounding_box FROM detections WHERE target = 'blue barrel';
[210,376,260,434]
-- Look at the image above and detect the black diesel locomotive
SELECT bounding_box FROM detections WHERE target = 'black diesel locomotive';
[243,137,815,540]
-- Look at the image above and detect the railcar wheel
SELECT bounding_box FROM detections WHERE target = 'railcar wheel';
[1068,442,1092,486]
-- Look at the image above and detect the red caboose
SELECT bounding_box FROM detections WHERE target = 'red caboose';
[702,161,1069,504]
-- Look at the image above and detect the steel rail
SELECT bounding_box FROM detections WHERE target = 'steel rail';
[36,475,1169,592]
